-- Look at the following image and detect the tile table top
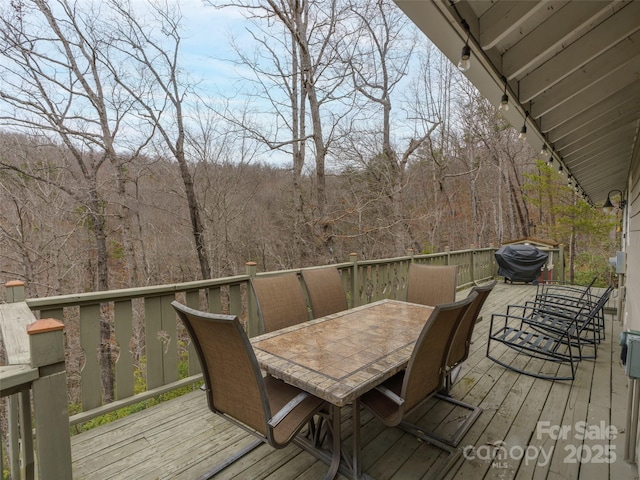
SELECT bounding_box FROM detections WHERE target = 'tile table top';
[252,299,434,406]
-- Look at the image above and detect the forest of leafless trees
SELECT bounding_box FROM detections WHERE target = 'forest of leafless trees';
[0,0,617,302]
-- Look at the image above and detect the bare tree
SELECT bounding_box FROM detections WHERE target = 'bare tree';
[0,0,150,401]
[340,0,440,254]
[209,0,354,264]
[102,0,212,280]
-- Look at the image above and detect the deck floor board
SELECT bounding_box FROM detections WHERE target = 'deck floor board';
[71,283,637,480]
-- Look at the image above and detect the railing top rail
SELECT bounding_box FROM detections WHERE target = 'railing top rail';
[0,365,39,397]
[21,248,511,311]
[25,274,251,309]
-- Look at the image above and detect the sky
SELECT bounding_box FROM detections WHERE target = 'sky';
[176,1,246,94]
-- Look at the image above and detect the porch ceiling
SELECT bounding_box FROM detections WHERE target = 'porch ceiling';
[395,0,640,206]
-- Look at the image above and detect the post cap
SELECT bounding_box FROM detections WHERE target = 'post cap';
[27,318,64,335]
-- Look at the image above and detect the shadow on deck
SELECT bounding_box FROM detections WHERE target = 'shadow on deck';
[71,283,637,480]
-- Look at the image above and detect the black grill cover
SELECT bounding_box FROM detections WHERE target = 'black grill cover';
[495,244,549,283]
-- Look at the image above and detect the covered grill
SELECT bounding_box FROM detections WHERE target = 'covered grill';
[495,244,549,284]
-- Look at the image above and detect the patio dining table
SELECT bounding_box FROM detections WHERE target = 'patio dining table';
[251,298,435,480]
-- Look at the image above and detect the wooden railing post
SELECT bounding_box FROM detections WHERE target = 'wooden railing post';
[245,262,258,337]
[470,245,476,283]
[28,318,72,480]
[558,244,566,283]
[349,253,358,308]
[3,282,36,480]
[5,280,25,303]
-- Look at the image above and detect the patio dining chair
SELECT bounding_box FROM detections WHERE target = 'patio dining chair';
[359,293,477,479]
[251,272,309,333]
[406,263,457,307]
[432,280,497,447]
[301,266,349,318]
[171,301,327,477]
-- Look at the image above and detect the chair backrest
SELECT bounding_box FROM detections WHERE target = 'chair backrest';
[251,273,309,333]
[576,285,614,329]
[537,276,597,303]
[406,263,458,306]
[401,293,477,413]
[447,280,497,369]
[171,301,271,437]
[301,267,349,318]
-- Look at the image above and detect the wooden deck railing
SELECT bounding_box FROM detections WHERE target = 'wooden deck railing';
[0,247,563,480]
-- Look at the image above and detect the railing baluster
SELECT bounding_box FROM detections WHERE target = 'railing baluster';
[144,296,163,390]
[208,286,223,313]
[161,295,178,385]
[79,304,102,410]
[7,394,20,479]
[229,283,242,318]
[114,300,134,400]
[185,290,202,375]
[19,389,34,480]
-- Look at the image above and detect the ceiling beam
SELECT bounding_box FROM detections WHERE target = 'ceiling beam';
[519,0,640,102]
[502,0,612,79]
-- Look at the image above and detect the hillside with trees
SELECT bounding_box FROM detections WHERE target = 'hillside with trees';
[0,0,618,300]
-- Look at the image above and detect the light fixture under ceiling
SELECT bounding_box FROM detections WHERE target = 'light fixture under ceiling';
[519,111,528,141]
[458,20,471,72]
[602,189,626,214]
[499,76,509,112]
[540,144,549,159]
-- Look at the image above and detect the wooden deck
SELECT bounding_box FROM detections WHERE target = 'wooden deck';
[70,283,638,480]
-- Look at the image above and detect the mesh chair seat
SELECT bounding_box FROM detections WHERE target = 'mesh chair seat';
[406,263,457,306]
[446,280,497,374]
[301,267,348,318]
[251,273,309,333]
[429,280,496,447]
[171,301,326,477]
[264,375,325,446]
[360,294,477,480]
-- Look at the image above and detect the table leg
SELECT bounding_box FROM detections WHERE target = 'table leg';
[294,403,372,480]
[324,404,342,480]
[351,398,362,479]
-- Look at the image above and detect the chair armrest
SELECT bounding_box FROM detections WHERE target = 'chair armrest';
[373,384,405,407]
[268,392,313,428]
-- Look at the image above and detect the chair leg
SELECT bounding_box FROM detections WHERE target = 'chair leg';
[197,438,264,480]
[428,393,482,447]
[397,420,462,480]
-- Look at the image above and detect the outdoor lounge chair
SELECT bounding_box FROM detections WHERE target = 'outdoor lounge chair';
[535,276,597,302]
[529,277,606,342]
[301,266,349,318]
[359,293,477,478]
[486,286,613,380]
[406,263,457,306]
[510,285,613,359]
[171,302,327,478]
[251,272,309,333]
[431,280,497,447]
